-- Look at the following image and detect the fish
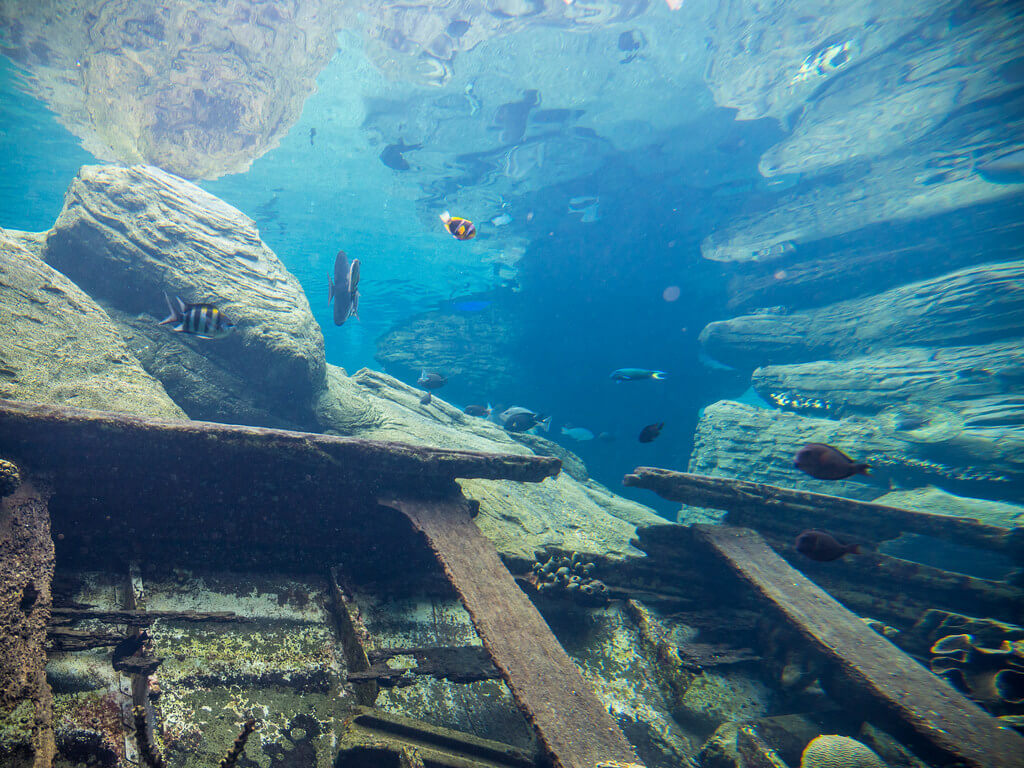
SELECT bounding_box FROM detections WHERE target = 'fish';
[463,404,491,417]
[610,368,667,381]
[417,371,447,390]
[328,250,360,326]
[490,213,512,226]
[794,443,869,480]
[561,426,595,441]
[440,211,476,240]
[794,530,860,562]
[452,300,492,312]
[419,392,433,405]
[638,422,664,443]
[380,139,422,171]
[597,431,616,442]
[158,293,235,339]
[499,407,550,433]
[309,127,316,146]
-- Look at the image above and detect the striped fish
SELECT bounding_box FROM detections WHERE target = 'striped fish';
[158,293,235,339]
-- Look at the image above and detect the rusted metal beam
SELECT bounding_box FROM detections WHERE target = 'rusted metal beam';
[693,525,1024,768]
[623,468,1021,560]
[382,495,644,768]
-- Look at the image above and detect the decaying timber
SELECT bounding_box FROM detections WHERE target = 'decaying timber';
[0,398,559,572]
[348,646,501,687]
[694,525,1024,768]
[382,496,644,768]
[0,480,57,766]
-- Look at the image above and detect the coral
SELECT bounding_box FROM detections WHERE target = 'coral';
[800,735,887,768]
[929,633,1024,711]
[530,551,609,603]
[0,459,21,498]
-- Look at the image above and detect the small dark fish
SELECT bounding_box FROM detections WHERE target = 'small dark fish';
[638,422,664,443]
[329,250,360,326]
[158,293,235,339]
[499,407,550,433]
[417,371,447,390]
[420,391,433,405]
[794,443,869,480]
[795,529,859,562]
[464,404,491,417]
[611,368,667,381]
[440,211,476,240]
[309,127,316,146]
[380,139,422,171]
[446,19,471,37]
[597,431,616,442]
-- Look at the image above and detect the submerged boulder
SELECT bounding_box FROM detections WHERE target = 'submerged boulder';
[316,366,664,562]
[0,228,185,419]
[43,164,325,427]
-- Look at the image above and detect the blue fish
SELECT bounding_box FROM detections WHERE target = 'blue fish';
[453,300,492,312]
[610,368,667,381]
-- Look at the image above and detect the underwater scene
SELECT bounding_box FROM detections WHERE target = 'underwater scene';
[1,1,1023,767]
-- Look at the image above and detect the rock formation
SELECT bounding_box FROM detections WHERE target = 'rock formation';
[43,165,325,427]
[0,228,185,419]
[0,0,345,179]
[701,261,1024,369]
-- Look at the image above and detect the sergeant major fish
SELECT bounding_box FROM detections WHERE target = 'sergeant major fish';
[158,293,235,339]
[329,250,360,326]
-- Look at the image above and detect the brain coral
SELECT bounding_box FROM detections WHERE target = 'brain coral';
[800,735,887,768]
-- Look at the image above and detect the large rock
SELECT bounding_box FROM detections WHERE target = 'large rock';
[0,0,345,179]
[876,486,1024,529]
[316,366,664,562]
[0,228,185,419]
[43,165,325,426]
[751,342,1024,415]
[700,261,1024,369]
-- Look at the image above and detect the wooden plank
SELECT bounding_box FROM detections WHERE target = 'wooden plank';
[0,398,560,486]
[694,525,1024,768]
[382,496,643,768]
[623,468,1021,560]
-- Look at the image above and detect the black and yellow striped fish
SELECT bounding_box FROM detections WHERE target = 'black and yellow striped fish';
[158,293,235,339]
[439,211,476,240]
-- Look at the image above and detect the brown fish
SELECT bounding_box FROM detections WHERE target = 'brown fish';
[638,422,664,443]
[795,529,859,561]
[794,443,869,480]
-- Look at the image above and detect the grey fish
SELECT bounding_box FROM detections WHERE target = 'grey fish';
[329,250,360,326]
[499,406,550,432]
[417,371,447,390]
[158,293,234,339]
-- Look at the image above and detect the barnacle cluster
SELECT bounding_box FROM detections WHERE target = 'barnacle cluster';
[929,634,1024,711]
[0,458,21,497]
[532,552,609,601]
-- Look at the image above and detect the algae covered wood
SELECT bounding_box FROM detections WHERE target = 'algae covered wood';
[695,525,1024,768]
[623,468,1021,560]
[0,398,560,486]
[383,496,644,768]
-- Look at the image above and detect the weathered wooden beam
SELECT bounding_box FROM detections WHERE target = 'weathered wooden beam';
[46,627,125,651]
[382,495,644,768]
[1,480,56,766]
[624,468,1021,560]
[348,645,500,687]
[0,398,560,486]
[49,608,246,626]
[693,525,1024,768]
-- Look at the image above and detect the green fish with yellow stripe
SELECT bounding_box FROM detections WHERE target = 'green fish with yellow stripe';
[158,292,235,339]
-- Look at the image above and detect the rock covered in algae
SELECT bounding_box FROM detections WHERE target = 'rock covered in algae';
[0,228,186,420]
[800,735,887,768]
[0,0,345,179]
[0,461,20,499]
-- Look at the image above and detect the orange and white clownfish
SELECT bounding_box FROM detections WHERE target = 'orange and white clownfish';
[439,211,476,240]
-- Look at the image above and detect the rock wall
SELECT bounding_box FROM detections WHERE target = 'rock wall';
[0,0,345,179]
[0,228,185,419]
